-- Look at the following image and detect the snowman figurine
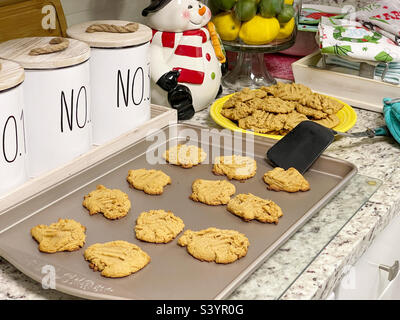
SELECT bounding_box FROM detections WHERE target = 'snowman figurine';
[142,0,225,120]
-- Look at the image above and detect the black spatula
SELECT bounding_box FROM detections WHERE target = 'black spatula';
[266,121,335,174]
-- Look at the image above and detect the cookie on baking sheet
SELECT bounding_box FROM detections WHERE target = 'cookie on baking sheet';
[31,219,86,253]
[127,168,171,195]
[135,209,185,244]
[163,144,207,168]
[178,227,249,264]
[213,155,257,180]
[263,167,310,193]
[84,240,150,278]
[227,193,283,224]
[83,185,131,220]
[190,179,236,206]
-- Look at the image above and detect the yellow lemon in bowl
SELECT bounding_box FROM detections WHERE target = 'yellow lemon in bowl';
[276,17,295,40]
[213,12,241,41]
[239,15,280,45]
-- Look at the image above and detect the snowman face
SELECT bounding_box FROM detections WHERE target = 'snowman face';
[147,0,212,32]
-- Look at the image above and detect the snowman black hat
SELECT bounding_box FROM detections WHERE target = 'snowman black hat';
[142,0,173,16]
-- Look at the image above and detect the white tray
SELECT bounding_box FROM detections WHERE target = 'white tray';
[292,51,400,113]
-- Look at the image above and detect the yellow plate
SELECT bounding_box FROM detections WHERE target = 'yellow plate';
[210,93,357,140]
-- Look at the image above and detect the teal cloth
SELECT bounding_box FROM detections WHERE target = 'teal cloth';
[325,55,400,85]
[383,98,400,145]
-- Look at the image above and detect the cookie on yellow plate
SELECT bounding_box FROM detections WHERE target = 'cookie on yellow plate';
[84,240,150,278]
[83,185,131,220]
[313,114,341,129]
[135,209,185,244]
[178,227,249,264]
[31,218,86,253]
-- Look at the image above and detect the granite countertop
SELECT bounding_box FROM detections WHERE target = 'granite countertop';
[1,103,399,300]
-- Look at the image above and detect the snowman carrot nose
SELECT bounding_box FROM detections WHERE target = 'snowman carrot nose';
[198,6,206,16]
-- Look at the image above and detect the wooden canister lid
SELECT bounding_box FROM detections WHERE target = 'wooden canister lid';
[0,37,91,70]
[67,20,153,48]
[0,59,24,92]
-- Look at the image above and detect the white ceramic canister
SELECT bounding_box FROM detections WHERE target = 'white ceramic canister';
[67,20,153,145]
[0,37,91,178]
[0,59,27,195]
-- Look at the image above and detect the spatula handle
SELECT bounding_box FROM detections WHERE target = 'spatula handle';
[374,126,390,137]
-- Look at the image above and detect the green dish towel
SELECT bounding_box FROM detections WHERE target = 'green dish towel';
[325,55,400,85]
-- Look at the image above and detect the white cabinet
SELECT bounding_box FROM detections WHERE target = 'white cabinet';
[380,267,400,300]
[334,214,400,300]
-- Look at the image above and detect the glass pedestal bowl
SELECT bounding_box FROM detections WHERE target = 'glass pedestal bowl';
[205,0,302,92]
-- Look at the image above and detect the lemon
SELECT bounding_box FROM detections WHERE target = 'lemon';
[284,0,294,4]
[239,15,280,45]
[213,12,241,41]
[276,17,295,39]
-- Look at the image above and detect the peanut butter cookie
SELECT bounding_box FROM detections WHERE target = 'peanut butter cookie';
[135,209,185,243]
[127,169,171,195]
[238,110,287,133]
[163,144,207,168]
[261,97,296,114]
[178,227,249,264]
[299,93,343,115]
[190,179,236,206]
[84,240,150,278]
[313,114,340,129]
[263,167,310,193]
[295,103,327,120]
[83,185,131,220]
[31,219,86,253]
[262,82,312,101]
[282,111,308,131]
[227,193,283,224]
[221,102,256,121]
[213,155,257,180]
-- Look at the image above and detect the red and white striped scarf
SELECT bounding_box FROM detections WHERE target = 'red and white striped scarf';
[151,28,208,85]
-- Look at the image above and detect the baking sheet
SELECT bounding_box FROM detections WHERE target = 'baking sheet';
[0,124,357,300]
